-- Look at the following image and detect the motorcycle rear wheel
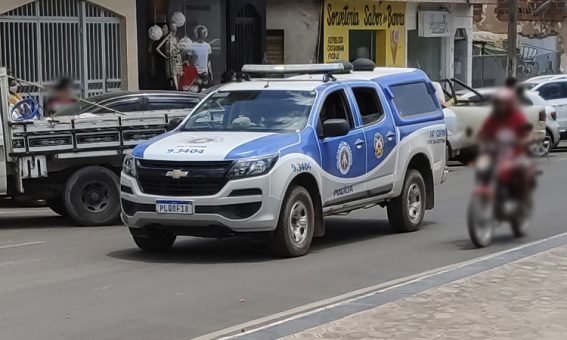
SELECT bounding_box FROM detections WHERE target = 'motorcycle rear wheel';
[468,196,494,248]
[511,206,532,238]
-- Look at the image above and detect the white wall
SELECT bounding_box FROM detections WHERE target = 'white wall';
[407,3,473,83]
[266,0,321,64]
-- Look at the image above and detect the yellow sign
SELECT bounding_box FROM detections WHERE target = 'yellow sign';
[323,0,406,67]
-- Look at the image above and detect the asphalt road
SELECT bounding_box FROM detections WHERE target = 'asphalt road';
[1,147,567,340]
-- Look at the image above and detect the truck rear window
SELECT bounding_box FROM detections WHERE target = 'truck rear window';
[390,82,437,117]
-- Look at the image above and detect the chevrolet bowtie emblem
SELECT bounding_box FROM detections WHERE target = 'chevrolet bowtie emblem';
[166,169,189,179]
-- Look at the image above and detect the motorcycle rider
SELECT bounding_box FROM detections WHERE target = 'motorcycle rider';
[477,87,534,210]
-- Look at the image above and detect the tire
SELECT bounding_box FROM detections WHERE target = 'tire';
[511,204,532,238]
[467,196,494,248]
[270,186,315,258]
[529,133,551,157]
[387,169,426,233]
[64,166,121,226]
[456,150,476,165]
[130,228,176,252]
[46,196,67,217]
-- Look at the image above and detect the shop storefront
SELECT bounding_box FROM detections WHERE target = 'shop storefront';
[137,0,266,91]
[406,3,473,83]
[323,0,406,67]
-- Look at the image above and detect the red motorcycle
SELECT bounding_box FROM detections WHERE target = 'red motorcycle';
[468,129,536,248]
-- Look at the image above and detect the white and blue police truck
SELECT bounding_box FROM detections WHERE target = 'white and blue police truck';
[120,63,448,257]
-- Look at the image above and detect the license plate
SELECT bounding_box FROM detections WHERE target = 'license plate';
[156,200,193,215]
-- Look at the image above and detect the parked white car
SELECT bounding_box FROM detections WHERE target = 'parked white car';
[523,75,567,139]
[460,88,560,156]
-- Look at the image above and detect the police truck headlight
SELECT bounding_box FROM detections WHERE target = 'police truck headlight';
[123,155,137,178]
[227,154,279,179]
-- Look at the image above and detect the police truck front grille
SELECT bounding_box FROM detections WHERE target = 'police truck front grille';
[136,160,234,196]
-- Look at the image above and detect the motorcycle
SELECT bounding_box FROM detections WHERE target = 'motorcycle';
[467,129,536,248]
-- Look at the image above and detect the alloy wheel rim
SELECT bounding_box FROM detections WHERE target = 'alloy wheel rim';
[289,201,309,245]
[81,183,110,213]
[407,183,422,224]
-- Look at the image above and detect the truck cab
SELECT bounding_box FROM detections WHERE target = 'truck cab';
[121,63,447,257]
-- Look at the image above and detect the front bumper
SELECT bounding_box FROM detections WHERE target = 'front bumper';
[120,173,281,234]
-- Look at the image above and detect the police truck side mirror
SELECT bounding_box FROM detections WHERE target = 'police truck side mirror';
[322,119,350,138]
[166,117,183,131]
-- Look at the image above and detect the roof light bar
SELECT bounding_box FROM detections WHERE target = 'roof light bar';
[241,63,346,75]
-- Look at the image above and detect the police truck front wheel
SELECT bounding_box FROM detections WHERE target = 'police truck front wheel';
[271,186,315,257]
[64,166,121,226]
[387,169,426,233]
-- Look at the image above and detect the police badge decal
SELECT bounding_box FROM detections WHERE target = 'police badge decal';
[374,133,385,159]
[336,142,353,175]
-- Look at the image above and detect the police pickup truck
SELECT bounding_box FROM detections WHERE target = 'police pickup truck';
[121,63,448,257]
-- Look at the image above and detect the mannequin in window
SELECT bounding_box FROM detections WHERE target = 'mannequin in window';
[187,25,213,91]
[156,23,183,90]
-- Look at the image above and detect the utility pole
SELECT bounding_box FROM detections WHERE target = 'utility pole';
[507,0,518,77]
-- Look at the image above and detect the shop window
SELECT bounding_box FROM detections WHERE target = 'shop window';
[266,30,285,64]
[390,83,437,117]
[352,87,384,125]
[349,30,376,62]
[320,90,354,128]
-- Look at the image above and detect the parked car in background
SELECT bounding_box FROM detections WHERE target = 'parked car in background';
[459,88,560,157]
[523,75,567,139]
[433,82,464,159]
[439,79,547,163]
[52,91,203,117]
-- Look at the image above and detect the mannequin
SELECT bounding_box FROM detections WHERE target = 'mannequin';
[156,23,183,90]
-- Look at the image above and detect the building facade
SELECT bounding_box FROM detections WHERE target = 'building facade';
[474,1,567,86]
[266,0,477,84]
[0,0,138,97]
[136,0,267,90]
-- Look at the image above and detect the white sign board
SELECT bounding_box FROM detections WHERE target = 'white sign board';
[418,11,450,38]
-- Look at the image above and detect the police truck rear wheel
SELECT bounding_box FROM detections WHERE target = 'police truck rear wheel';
[271,186,315,257]
[130,228,176,252]
[387,169,426,233]
[64,166,120,226]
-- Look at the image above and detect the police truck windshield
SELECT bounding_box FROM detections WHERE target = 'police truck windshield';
[182,90,316,132]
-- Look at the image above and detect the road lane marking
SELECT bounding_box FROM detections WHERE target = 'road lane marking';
[0,241,46,250]
[201,231,567,340]
[0,258,42,267]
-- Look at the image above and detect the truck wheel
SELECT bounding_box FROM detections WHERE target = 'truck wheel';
[387,169,426,233]
[46,196,67,217]
[64,166,120,226]
[270,186,315,257]
[130,228,176,252]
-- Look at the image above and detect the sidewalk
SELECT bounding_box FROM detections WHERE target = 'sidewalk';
[283,245,567,340]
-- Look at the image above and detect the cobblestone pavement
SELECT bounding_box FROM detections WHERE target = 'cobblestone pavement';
[284,245,567,340]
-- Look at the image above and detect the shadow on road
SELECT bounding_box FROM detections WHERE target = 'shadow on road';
[107,218,424,264]
[448,233,525,251]
[0,214,90,230]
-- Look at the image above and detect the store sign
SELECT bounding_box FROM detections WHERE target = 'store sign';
[418,11,450,38]
[323,0,406,66]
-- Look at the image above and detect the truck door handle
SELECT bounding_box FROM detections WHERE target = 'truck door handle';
[355,139,365,149]
[386,131,396,141]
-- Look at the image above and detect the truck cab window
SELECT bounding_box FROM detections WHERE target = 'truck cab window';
[352,87,384,125]
[320,90,354,128]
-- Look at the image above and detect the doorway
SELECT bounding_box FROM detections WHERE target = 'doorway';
[349,30,376,62]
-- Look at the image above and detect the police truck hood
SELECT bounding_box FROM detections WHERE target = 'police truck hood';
[135,131,299,161]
